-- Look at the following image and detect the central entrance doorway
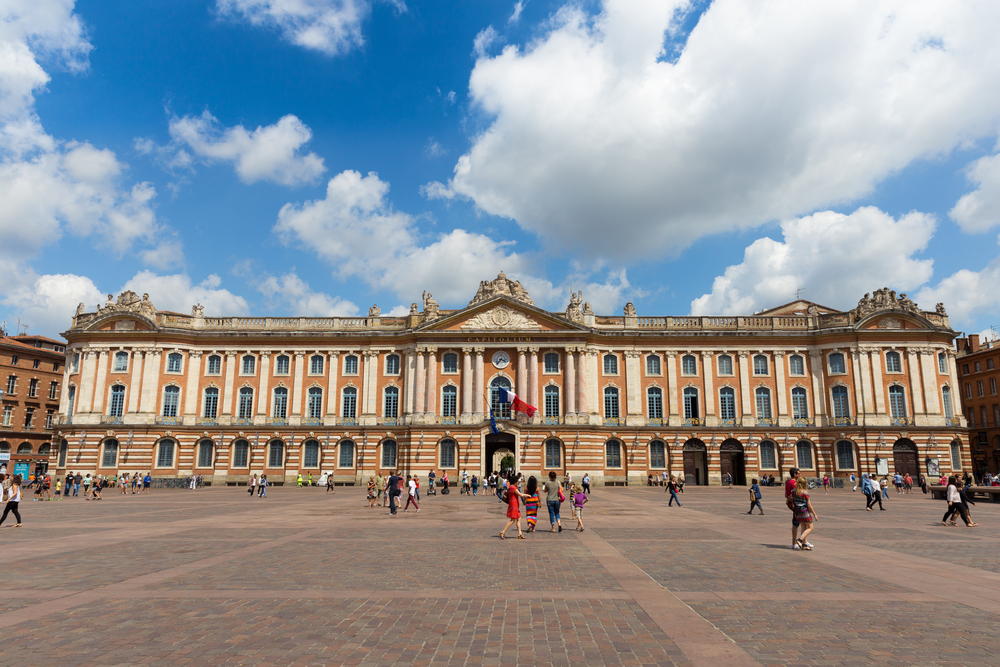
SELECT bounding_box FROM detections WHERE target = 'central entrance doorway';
[892,439,918,477]
[486,433,516,476]
[719,439,747,486]
[683,439,708,486]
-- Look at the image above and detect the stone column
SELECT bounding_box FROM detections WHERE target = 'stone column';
[425,348,438,417]
[528,347,539,412]
[565,348,577,416]
[58,353,74,415]
[738,352,752,423]
[577,348,590,418]
[127,348,144,414]
[701,351,715,418]
[256,353,270,417]
[624,350,642,421]
[665,351,678,422]
[139,349,162,414]
[362,351,378,417]
[946,349,964,425]
[461,348,473,418]
[516,347,528,399]
[184,352,203,417]
[473,348,485,417]
[414,349,426,415]
[773,352,787,419]
[90,349,109,414]
[850,347,869,417]
[809,352,827,421]
[326,352,340,418]
[291,352,305,416]
[868,348,886,414]
[221,351,237,417]
[919,348,941,415]
[905,348,924,416]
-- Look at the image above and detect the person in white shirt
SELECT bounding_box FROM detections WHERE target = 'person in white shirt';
[0,474,23,527]
[869,476,884,510]
[404,474,420,512]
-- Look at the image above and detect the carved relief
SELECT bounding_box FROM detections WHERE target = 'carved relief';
[113,320,136,331]
[460,306,542,330]
[97,291,157,319]
[877,317,902,329]
[852,287,922,319]
[469,271,534,307]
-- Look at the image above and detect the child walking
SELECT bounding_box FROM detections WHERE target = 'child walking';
[572,484,588,531]
[791,477,817,550]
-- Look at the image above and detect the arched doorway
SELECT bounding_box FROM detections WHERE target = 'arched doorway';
[720,439,746,486]
[486,432,515,475]
[683,439,708,486]
[892,439,918,477]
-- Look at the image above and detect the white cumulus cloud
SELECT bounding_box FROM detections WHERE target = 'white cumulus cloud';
[472,26,500,59]
[1,271,103,335]
[951,152,1000,233]
[428,0,1000,260]
[166,111,325,186]
[508,1,526,25]
[691,207,936,315]
[120,271,250,317]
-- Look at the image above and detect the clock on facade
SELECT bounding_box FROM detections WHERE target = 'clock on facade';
[492,351,510,369]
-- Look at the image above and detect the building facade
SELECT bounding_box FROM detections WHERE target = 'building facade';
[954,334,1000,477]
[49,278,967,486]
[1,334,67,478]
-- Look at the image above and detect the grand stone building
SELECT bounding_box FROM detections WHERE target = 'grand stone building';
[49,275,967,486]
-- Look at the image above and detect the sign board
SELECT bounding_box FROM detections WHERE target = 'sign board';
[13,462,29,478]
[979,432,988,446]
[926,458,940,477]
[0,452,9,461]
[875,456,889,476]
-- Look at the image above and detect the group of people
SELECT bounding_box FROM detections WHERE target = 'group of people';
[499,471,587,538]
[942,475,978,526]
[364,471,420,515]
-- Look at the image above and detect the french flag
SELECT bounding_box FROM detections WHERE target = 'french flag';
[498,388,537,417]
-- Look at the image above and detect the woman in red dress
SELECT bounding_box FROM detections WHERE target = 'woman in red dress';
[500,473,525,540]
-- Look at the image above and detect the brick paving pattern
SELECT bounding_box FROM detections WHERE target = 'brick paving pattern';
[0,483,997,665]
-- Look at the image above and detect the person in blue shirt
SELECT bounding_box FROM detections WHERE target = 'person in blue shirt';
[747,478,763,514]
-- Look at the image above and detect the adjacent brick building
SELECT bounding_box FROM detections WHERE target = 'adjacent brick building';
[0,334,67,479]
[955,334,1000,477]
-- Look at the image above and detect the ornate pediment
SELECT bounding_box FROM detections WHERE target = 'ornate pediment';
[851,287,920,318]
[460,306,542,330]
[95,290,157,319]
[469,272,534,307]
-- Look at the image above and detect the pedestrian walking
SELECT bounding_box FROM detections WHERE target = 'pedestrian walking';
[543,471,563,533]
[893,472,903,494]
[308,472,313,487]
[524,476,539,532]
[666,475,681,506]
[942,476,962,525]
[785,467,801,546]
[367,476,377,508]
[462,469,470,495]
[74,472,82,496]
[387,471,401,516]
[326,473,335,494]
[725,472,733,489]
[249,474,257,496]
[258,475,267,498]
[572,484,587,531]
[677,473,685,493]
[868,476,884,511]
[376,474,384,506]
[54,478,62,500]
[296,474,303,488]
[747,478,764,514]
[403,474,420,512]
[0,475,23,528]
[790,477,817,550]
[958,483,978,526]
[143,472,151,494]
[83,474,92,500]
[582,473,591,494]
[850,473,857,492]
[499,474,524,539]
[822,475,830,494]
[919,474,928,494]
[471,474,479,496]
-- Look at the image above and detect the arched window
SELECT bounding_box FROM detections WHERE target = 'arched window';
[16,443,31,455]
[441,353,458,374]
[238,388,254,419]
[545,439,561,468]
[207,355,222,375]
[650,440,666,468]
[386,354,401,375]
[381,439,397,468]
[384,386,399,418]
[681,355,697,375]
[307,387,323,419]
[439,439,456,468]
[544,386,560,417]
[951,441,962,470]
[759,441,776,469]
[268,440,284,468]
[242,355,256,375]
[113,351,129,372]
[162,386,180,417]
[604,387,620,419]
[109,385,126,417]
[203,387,219,418]
[339,440,355,468]
[717,354,733,375]
[683,387,699,419]
[835,440,855,470]
[275,355,290,375]
[544,352,559,373]
[719,387,736,420]
[344,355,359,375]
[441,385,457,417]
[829,352,845,374]
[101,439,118,467]
[886,351,902,373]
[791,387,808,419]
[342,387,357,419]
[0,442,9,456]
[156,440,175,468]
[603,354,618,375]
[788,355,805,375]
[197,440,214,468]
[303,440,320,468]
[309,355,324,375]
[941,386,954,419]
[753,354,769,375]
[646,355,661,375]
[938,352,947,374]
[796,441,813,469]
[831,386,850,418]
[755,387,771,419]
[647,387,663,419]
[272,387,288,419]
[233,439,249,467]
[166,352,183,373]
[889,385,907,418]
[606,440,622,468]
[491,377,512,419]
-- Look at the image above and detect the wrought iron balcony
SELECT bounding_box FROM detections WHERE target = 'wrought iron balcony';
[100,415,124,426]
[792,418,815,428]
[718,418,737,427]
[377,417,401,425]
[890,417,915,426]
[756,418,777,427]
[436,416,458,425]
[267,418,289,426]
[234,417,254,426]
[603,417,625,426]
[197,417,219,426]
[646,418,665,426]
[542,416,563,425]
[829,417,855,426]
[338,417,358,426]
[683,418,701,427]
[303,418,324,427]
[946,417,962,426]
[155,416,183,426]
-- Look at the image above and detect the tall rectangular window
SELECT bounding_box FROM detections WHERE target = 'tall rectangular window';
[788,355,805,375]
[760,442,776,469]
[832,386,850,418]
[978,380,985,397]
[207,355,222,374]
[67,386,75,417]
[45,410,53,429]
[441,353,457,374]
[836,441,855,469]
[242,356,255,375]
[753,354,769,375]
[981,406,988,428]
[157,441,174,467]
[605,441,621,468]
[102,440,118,467]
[441,386,457,417]
[647,388,663,419]
[204,388,219,419]
[339,440,354,468]
[992,378,997,395]
[719,388,736,420]
[791,388,808,419]
[308,388,323,419]
[603,354,618,375]
[683,388,699,419]
[544,353,559,373]
[646,355,661,375]
[829,353,846,374]
[162,386,180,417]
[24,407,34,428]
[994,404,1000,427]
[440,440,456,468]
[28,379,37,397]
[48,382,58,399]
[604,387,619,419]
[889,386,907,418]
[386,354,401,375]
[544,386,559,417]
[113,352,129,372]
[344,355,358,375]
[939,353,947,374]
[309,355,324,375]
[545,439,561,468]
[1,406,12,426]
[717,355,733,375]
[272,388,288,419]
[238,388,254,419]
[342,388,357,419]
[6,376,15,394]
[167,353,183,373]
[650,441,665,468]
[275,355,290,375]
[755,388,771,419]
[233,440,249,467]
[109,385,126,417]
[941,386,953,419]
[384,387,399,418]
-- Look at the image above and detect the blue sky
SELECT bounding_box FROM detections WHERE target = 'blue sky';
[4,0,1000,339]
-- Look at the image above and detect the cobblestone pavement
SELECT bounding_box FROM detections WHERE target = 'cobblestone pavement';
[1,483,998,665]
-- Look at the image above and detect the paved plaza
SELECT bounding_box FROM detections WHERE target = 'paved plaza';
[1,482,998,666]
